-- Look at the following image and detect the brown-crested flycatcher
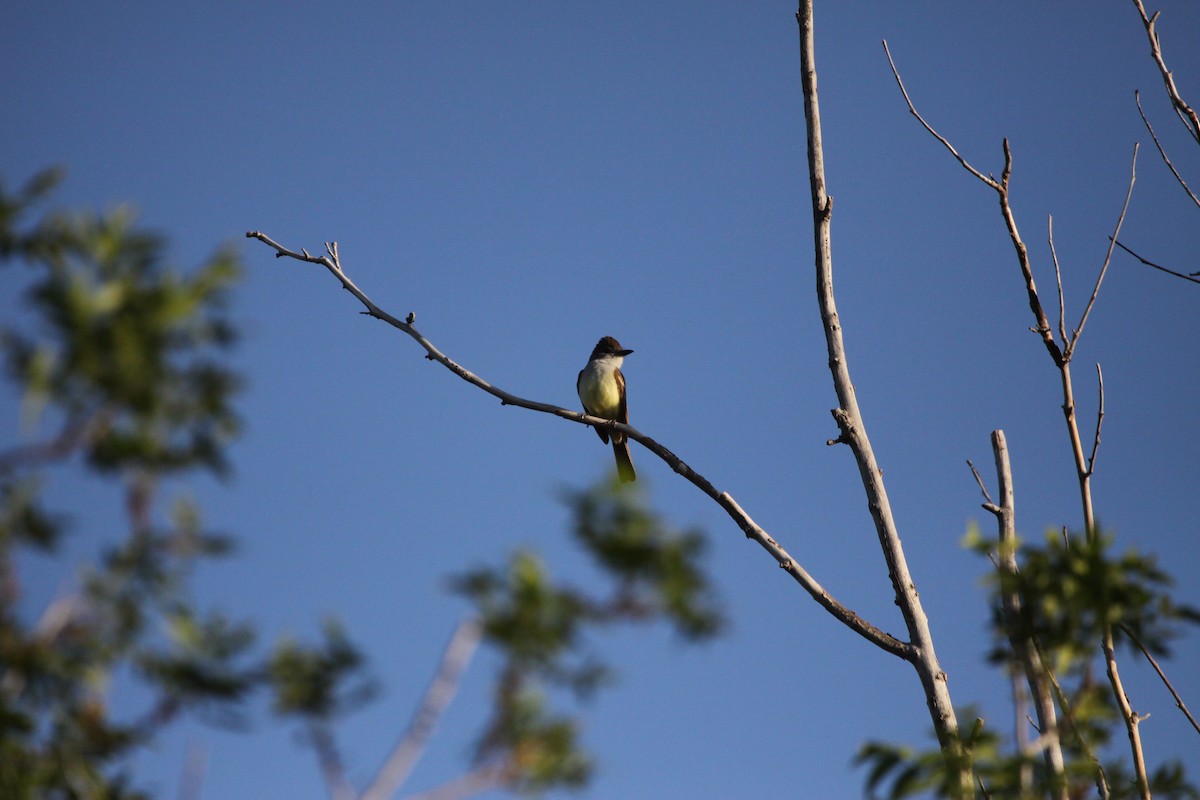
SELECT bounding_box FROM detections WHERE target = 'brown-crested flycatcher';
[576,336,636,482]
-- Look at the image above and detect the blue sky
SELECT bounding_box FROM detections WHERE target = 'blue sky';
[3,2,1199,798]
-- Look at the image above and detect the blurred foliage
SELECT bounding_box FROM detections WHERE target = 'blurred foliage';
[856,527,1199,800]
[268,619,377,720]
[0,169,257,799]
[450,477,723,793]
[0,169,724,797]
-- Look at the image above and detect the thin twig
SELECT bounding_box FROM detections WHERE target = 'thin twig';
[1119,623,1200,736]
[1085,364,1104,479]
[1130,0,1200,144]
[882,41,998,190]
[883,45,1063,368]
[966,459,996,511]
[1110,237,1200,283]
[1047,217,1068,347]
[1066,145,1138,361]
[362,618,483,800]
[246,231,912,661]
[1135,90,1200,209]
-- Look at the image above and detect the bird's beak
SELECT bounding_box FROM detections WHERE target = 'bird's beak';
[619,349,634,356]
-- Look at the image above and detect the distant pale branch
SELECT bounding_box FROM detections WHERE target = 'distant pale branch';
[1130,0,1200,145]
[245,231,911,661]
[362,618,482,800]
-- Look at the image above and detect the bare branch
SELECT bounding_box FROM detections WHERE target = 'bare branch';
[1047,217,1068,347]
[882,41,999,190]
[1066,145,1138,361]
[1085,364,1105,479]
[882,50,1064,367]
[800,18,968,790]
[1136,91,1200,209]
[1130,0,1200,144]
[1119,623,1200,737]
[721,493,909,658]
[246,231,912,662]
[1110,236,1200,284]
[362,618,483,800]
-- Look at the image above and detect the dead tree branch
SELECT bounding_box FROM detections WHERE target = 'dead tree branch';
[245,231,911,661]
[802,12,966,794]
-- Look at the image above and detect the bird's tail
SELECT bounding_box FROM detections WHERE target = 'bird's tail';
[612,437,636,483]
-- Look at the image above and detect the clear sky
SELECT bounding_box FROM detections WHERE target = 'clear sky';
[3,2,1199,798]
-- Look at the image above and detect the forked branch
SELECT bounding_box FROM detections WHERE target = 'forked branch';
[883,42,1151,799]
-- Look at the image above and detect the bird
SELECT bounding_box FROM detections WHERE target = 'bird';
[576,336,636,482]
